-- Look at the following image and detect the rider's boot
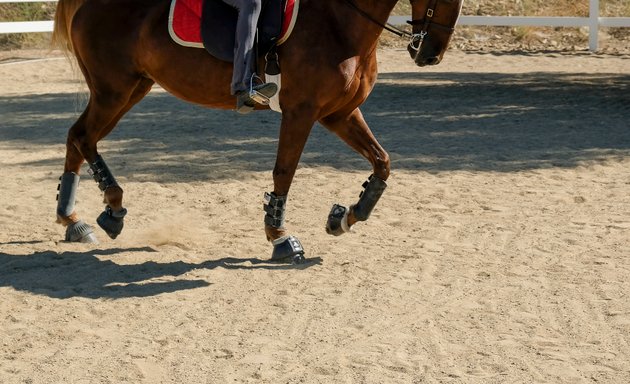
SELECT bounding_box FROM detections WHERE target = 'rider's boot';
[236,82,278,114]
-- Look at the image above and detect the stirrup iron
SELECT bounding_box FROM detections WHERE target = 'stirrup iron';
[249,89,271,105]
[248,74,276,105]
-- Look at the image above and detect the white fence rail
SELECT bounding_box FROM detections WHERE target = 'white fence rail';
[389,15,630,52]
[389,0,630,52]
[1,0,629,51]
[0,0,54,33]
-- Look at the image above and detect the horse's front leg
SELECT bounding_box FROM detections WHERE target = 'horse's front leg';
[320,108,390,235]
[264,110,315,263]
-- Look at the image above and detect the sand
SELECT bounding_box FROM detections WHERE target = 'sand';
[1,48,629,383]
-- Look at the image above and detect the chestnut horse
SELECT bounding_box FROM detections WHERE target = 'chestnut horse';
[52,0,462,263]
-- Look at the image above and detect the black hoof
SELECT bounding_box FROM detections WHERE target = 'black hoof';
[97,206,127,239]
[65,220,98,243]
[271,235,305,264]
[291,253,306,265]
[326,204,350,236]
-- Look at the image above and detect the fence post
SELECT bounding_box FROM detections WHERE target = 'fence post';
[589,0,600,51]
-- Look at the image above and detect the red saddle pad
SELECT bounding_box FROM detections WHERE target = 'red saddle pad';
[169,0,298,47]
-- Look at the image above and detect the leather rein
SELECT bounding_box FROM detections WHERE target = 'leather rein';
[342,0,457,49]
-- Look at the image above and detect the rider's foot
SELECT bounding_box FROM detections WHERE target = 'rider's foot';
[236,91,255,114]
[235,82,278,114]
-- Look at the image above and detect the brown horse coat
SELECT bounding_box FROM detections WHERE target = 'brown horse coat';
[52,0,461,254]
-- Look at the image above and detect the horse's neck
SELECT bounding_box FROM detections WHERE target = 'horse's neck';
[357,0,400,16]
[334,0,400,49]
[352,0,400,21]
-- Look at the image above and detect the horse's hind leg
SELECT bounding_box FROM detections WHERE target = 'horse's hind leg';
[57,77,154,242]
[320,108,390,235]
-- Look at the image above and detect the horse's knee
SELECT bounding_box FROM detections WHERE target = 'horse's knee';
[372,150,390,181]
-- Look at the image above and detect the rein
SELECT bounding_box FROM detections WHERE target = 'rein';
[342,0,458,50]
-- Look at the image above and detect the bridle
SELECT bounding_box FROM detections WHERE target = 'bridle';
[342,0,459,52]
[407,0,458,52]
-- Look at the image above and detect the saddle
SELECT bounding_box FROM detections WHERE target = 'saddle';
[169,0,298,62]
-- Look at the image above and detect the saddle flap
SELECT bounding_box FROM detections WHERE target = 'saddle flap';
[201,0,285,63]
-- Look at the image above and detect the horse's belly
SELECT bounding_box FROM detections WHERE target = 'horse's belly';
[74,0,235,109]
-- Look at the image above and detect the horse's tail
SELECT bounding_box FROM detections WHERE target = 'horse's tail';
[51,0,87,55]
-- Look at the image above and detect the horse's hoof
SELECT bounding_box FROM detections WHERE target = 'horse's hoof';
[97,206,127,239]
[65,220,98,243]
[291,254,306,265]
[271,235,305,263]
[326,204,351,236]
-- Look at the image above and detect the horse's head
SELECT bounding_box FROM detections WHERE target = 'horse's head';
[407,0,463,66]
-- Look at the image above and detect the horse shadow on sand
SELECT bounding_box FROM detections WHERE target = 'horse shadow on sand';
[0,244,321,299]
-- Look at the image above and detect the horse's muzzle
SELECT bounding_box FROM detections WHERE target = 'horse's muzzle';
[407,43,441,67]
[419,56,441,66]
